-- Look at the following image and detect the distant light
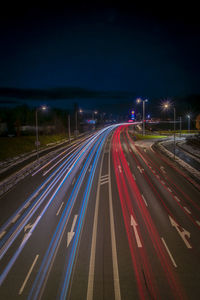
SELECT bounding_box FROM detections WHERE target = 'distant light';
[41,105,47,110]
[187,115,190,119]
[79,109,83,113]
[147,114,150,119]
[128,119,133,123]
[94,110,98,114]
[136,98,141,104]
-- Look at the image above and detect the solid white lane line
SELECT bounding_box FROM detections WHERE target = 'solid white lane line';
[87,149,104,300]
[19,254,39,295]
[108,143,121,300]
[0,230,6,239]
[11,214,20,223]
[56,202,64,216]
[183,207,191,214]
[161,238,177,268]
[141,194,148,207]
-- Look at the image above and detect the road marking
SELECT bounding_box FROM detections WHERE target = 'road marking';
[174,196,181,202]
[56,202,64,216]
[161,180,165,185]
[137,166,144,174]
[24,223,33,232]
[160,166,166,174]
[19,254,39,295]
[150,145,155,153]
[196,220,200,226]
[161,238,177,268]
[72,178,75,185]
[118,165,122,173]
[132,173,136,180]
[101,174,109,179]
[169,215,192,249]
[24,202,30,208]
[12,214,20,223]
[131,215,142,248]
[100,180,109,185]
[108,148,121,300]
[167,187,172,193]
[67,214,78,247]
[183,207,191,214]
[0,230,6,239]
[100,175,109,185]
[87,149,105,300]
[141,194,148,207]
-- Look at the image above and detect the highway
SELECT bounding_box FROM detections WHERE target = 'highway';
[0,124,200,299]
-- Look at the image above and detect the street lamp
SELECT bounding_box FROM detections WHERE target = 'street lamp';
[163,101,176,159]
[35,105,47,160]
[136,98,148,135]
[93,110,98,120]
[187,115,191,132]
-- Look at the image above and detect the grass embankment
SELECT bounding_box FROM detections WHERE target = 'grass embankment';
[0,134,69,161]
[158,130,198,135]
[135,134,167,140]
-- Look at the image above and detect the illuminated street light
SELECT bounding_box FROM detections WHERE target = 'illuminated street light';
[163,101,176,159]
[136,98,148,135]
[187,115,191,132]
[35,105,47,160]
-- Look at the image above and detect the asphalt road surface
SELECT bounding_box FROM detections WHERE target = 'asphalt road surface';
[0,124,200,299]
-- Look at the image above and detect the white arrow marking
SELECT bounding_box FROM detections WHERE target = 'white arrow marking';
[137,166,144,174]
[131,215,142,248]
[67,214,78,247]
[169,216,192,249]
[24,223,33,233]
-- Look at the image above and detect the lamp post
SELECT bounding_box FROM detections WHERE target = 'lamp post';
[163,102,176,159]
[136,98,148,135]
[35,105,47,160]
[187,115,190,133]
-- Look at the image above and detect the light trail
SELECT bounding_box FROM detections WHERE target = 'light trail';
[125,128,200,229]
[0,127,116,286]
[27,126,116,300]
[112,125,185,299]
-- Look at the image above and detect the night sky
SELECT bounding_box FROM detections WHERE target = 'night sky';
[0,3,200,113]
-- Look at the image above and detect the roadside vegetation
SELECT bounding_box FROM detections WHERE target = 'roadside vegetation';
[0,134,69,161]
